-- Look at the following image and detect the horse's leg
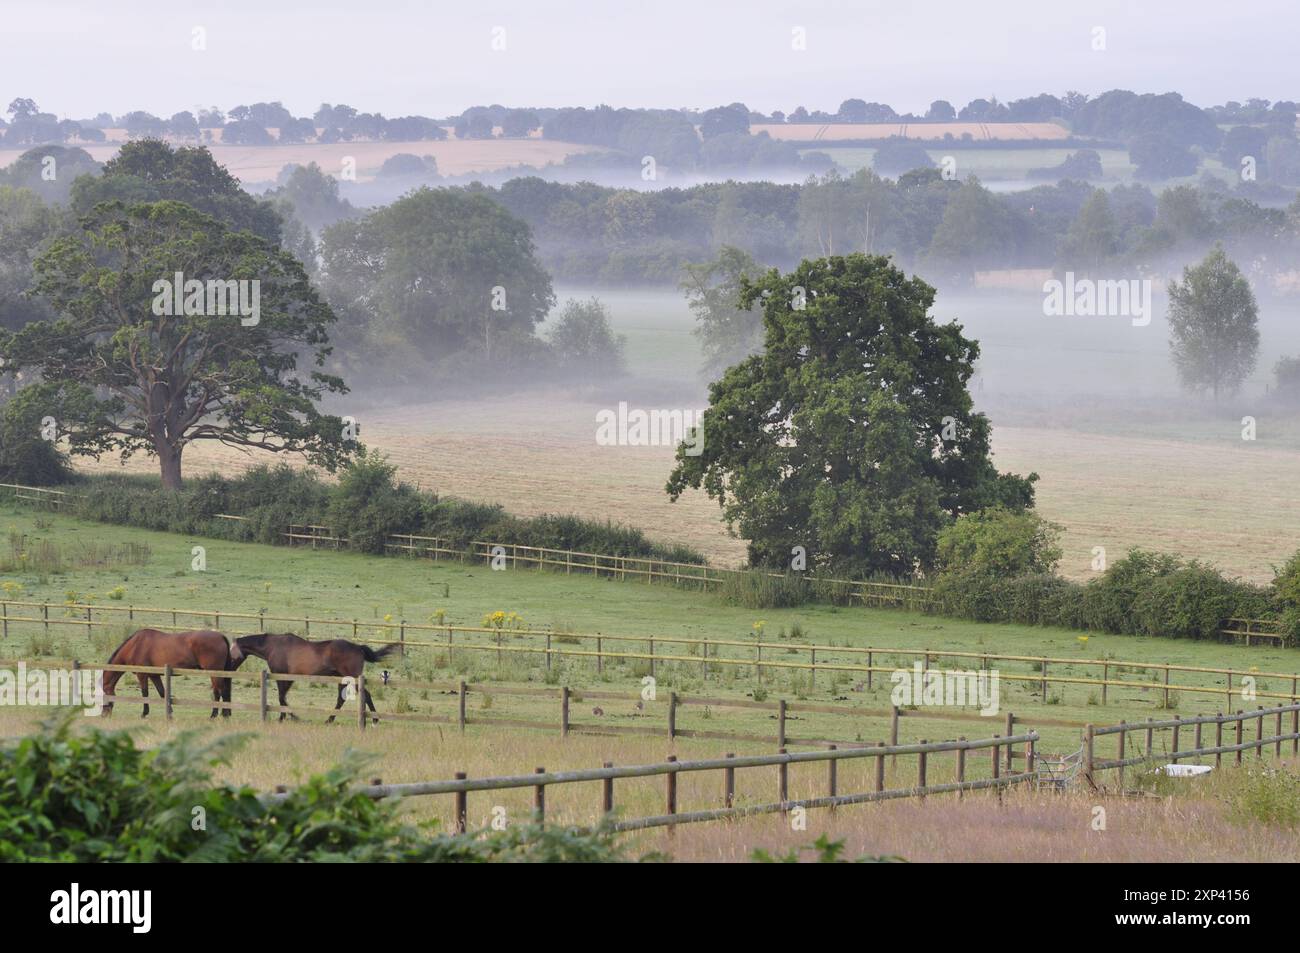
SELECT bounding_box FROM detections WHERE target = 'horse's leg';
[209,677,221,719]
[101,670,122,716]
[277,680,297,722]
[138,674,151,718]
[221,674,233,718]
[149,674,166,718]
[326,683,347,724]
[364,687,379,725]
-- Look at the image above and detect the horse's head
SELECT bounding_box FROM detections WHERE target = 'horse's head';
[233,634,269,663]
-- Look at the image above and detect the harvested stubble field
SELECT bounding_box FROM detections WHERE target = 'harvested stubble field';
[77,391,1300,585]
[0,131,603,183]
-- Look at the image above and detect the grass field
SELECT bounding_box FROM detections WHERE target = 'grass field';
[1,502,1297,750]
[1,503,1296,860]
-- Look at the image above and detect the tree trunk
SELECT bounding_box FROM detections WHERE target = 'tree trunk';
[157,441,183,490]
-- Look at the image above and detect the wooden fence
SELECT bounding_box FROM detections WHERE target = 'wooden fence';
[3,597,1299,711]
[1084,702,1300,788]
[2,482,1290,640]
[264,730,1042,833]
[10,653,1053,753]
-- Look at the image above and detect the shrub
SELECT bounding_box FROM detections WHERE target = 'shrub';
[935,508,1063,578]
[0,714,632,862]
[326,449,429,554]
[1225,765,1300,829]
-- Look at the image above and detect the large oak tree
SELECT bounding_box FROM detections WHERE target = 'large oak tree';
[2,200,351,488]
[666,253,1036,577]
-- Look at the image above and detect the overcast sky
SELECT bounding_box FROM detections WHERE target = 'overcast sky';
[8,0,1295,119]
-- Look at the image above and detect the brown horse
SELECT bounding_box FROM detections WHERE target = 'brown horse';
[232,633,398,723]
[102,628,237,718]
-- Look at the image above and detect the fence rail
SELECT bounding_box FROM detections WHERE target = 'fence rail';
[8,595,1300,719]
[6,654,1050,752]
[263,730,1041,834]
[1084,702,1300,788]
[3,597,1299,711]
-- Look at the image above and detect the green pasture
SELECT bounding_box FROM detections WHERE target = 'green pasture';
[0,502,1294,765]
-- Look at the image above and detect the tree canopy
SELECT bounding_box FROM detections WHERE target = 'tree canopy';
[2,200,350,488]
[666,253,1037,577]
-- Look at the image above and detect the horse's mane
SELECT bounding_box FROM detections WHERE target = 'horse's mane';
[105,632,139,665]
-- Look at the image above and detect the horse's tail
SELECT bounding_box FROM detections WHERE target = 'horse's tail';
[361,643,400,663]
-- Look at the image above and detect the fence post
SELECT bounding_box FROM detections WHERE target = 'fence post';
[1026,733,1035,775]
[533,767,546,827]
[560,686,570,737]
[809,648,815,690]
[956,738,967,798]
[668,692,677,741]
[163,664,173,720]
[992,735,1001,782]
[724,753,735,808]
[649,638,655,678]
[2,600,7,639]
[453,773,467,833]
[1163,667,1171,710]
[777,699,787,748]
[357,674,366,730]
[866,649,872,690]
[1215,714,1224,769]
[1276,708,1283,757]
[778,748,788,804]
[1117,721,1126,788]
[1145,718,1154,757]
[1194,715,1203,761]
[1084,725,1095,787]
[701,639,708,680]
[602,762,614,816]
[1293,697,1299,756]
[827,745,838,805]
[85,606,92,639]
[259,669,268,722]
[42,602,48,637]
[458,680,467,732]
[1101,661,1108,705]
[447,627,453,665]
[1004,712,1014,773]
[1256,710,1264,759]
[665,755,678,830]
[917,741,928,799]
[596,636,602,675]
[399,620,406,658]
[890,705,900,766]
[1235,711,1243,766]
[875,742,885,792]
[1040,661,1048,700]
[1171,716,1181,763]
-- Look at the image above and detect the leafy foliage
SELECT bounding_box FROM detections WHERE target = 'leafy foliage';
[668,253,1036,578]
[0,714,631,862]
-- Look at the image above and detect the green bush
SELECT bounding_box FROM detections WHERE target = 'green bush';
[0,714,631,862]
[60,462,703,564]
[935,508,1063,577]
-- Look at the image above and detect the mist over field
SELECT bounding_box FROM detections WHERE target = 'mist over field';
[4,1,1300,881]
